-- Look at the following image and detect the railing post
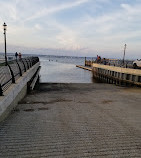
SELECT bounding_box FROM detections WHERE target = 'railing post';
[16,61,22,76]
[28,58,32,67]
[0,84,3,96]
[7,64,15,83]
[25,58,30,69]
[21,59,26,72]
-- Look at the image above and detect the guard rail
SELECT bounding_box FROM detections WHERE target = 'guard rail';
[0,57,39,96]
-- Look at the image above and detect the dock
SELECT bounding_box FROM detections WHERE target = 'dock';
[92,63,141,86]
[77,60,141,86]
[76,65,92,71]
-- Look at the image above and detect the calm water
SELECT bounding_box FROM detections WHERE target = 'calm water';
[39,56,94,83]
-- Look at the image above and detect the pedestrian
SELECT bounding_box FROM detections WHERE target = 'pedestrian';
[99,56,101,63]
[96,55,99,63]
[103,58,106,65]
[18,52,22,60]
[15,52,18,60]
[97,55,100,63]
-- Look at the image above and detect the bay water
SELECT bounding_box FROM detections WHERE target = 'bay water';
[39,55,94,83]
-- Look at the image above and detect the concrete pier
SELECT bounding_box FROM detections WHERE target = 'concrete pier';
[92,63,141,86]
[0,83,141,157]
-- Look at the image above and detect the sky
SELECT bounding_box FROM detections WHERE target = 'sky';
[0,0,141,59]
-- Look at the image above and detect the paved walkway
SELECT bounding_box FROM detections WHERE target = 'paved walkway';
[0,83,141,158]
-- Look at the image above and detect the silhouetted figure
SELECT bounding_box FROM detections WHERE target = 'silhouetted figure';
[103,58,106,65]
[96,55,98,63]
[15,52,18,60]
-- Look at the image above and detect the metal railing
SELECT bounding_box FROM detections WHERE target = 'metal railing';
[85,59,134,68]
[0,57,39,96]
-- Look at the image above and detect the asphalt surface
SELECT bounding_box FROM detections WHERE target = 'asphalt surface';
[0,83,141,158]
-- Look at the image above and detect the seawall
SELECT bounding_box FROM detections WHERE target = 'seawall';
[92,63,141,86]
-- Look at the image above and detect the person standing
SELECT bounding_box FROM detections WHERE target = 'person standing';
[18,52,22,60]
[103,58,107,65]
[15,52,18,60]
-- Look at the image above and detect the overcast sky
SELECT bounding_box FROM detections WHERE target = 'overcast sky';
[0,0,141,59]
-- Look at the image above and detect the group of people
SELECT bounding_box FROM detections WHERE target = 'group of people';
[96,55,101,63]
[15,52,22,60]
[96,55,107,65]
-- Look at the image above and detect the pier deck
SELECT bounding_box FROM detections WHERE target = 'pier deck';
[0,83,141,157]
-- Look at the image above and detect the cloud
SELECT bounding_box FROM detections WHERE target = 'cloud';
[51,21,79,49]
[34,24,42,30]
[0,0,141,58]
[25,0,89,21]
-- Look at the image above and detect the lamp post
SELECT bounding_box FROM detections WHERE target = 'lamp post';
[123,44,126,65]
[3,22,8,66]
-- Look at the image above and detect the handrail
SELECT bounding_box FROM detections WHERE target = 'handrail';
[0,56,39,96]
[85,59,134,68]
